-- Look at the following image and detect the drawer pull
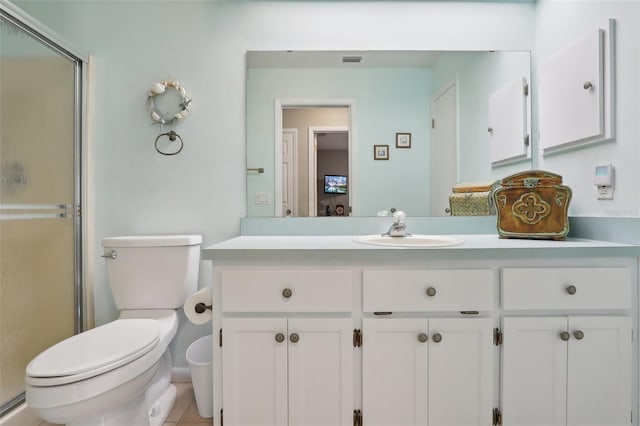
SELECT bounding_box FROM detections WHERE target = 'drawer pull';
[566,285,577,295]
[426,286,437,297]
[275,333,285,343]
[417,333,428,343]
[573,330,585,340]
[290,333,300,343]
[282,288,293,298]
[560,331,571,341]
[432,333,442,343]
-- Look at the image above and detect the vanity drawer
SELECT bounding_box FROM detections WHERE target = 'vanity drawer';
[363,269,495,312]
[221,269,352,312]
[502,267,631,310]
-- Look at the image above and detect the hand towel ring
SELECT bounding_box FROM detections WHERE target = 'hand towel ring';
[155,130,184,156]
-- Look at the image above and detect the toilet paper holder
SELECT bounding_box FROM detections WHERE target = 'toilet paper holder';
[195,303,212,314]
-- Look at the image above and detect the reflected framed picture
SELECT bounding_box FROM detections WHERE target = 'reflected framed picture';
[374,144,389,160]
[396,132,411,148]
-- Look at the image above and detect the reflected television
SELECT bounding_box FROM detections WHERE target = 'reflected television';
[324,175,348,194]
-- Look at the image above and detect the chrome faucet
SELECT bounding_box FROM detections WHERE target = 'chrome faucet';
[384,210,408,237]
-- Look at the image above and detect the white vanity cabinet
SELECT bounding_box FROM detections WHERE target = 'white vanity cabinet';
[500,267,633,426]
[219,269,354,426]
[362,269,495,426]
[204,235,639,426]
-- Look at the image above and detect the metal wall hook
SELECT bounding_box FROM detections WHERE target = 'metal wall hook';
[155,130,184,155]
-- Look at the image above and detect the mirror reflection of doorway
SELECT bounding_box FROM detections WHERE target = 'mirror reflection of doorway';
[281,106,350,217]
[312,128,349,217]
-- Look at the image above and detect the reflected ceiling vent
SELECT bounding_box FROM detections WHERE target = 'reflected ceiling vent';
[341,55,363,64]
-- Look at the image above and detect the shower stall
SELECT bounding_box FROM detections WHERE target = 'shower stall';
[0,3,84,417]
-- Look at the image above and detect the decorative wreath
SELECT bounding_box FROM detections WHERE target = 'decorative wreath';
[147,79,192,125]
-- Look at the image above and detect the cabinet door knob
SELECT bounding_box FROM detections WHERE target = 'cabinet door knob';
[583,81,593,90]
[432,333,442,343]
[417,333,428,343]
[282,288,293,298]
[573,330,584,340]
[275,333,285,343]
[426,286,437,297]
[566,285,577,295]
[289,333,300,343]
[560,331,571,341]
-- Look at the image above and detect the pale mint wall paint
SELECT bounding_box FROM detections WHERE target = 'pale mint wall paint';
[247,67,432,217]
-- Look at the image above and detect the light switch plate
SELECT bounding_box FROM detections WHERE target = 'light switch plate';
[255,192,272,205]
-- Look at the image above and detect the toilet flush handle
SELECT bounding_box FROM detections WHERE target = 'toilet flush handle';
[101,250,117,260]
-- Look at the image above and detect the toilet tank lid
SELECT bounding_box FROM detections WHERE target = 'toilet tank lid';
[102,235,203,247]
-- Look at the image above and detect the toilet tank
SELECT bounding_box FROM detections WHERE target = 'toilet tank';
[102,235,202,310]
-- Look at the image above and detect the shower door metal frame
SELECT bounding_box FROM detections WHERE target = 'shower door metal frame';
[0,1,86,416]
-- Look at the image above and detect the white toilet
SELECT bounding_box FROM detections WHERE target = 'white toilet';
[25,235,202,426]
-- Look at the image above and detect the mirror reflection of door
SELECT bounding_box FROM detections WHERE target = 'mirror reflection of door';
[282,129,297,216]
[282,106,350,217]
[430,79,458,216]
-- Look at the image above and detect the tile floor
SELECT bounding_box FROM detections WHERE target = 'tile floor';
[36,382,212,426]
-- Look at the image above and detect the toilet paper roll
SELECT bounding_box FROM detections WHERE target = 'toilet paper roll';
[184,287,212,325]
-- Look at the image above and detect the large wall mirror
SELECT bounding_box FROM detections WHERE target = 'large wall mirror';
[246,50,532,218]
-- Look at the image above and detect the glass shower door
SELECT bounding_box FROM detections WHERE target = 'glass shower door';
[0,9,82,415]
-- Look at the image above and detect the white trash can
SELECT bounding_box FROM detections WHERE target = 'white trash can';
[186,335,213,418]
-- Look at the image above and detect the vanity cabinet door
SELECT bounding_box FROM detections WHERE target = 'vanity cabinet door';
[222,317,353,426]
[501,316,632,426]
[427,318,493,426]
[566,316,631,426]
[363,318,493,426]
[363,318,429,426]
[501,317,567,426]
[222,318,288,426]
[288,318,353,426]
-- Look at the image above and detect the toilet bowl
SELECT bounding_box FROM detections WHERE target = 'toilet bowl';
[25,235,202,426]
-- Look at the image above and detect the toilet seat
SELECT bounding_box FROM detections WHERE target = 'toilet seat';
[26,319,160,386]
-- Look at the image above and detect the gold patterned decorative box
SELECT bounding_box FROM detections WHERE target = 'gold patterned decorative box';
[449,181,498,216]
[493,170,572,240]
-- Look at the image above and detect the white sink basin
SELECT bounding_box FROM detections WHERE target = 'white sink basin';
[353,234,464,248]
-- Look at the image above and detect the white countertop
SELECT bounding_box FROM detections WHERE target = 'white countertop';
[203,234,638,261]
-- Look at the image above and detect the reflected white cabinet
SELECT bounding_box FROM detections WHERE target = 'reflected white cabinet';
[222,317,353,426]
[363,318,493,426]
[489,77,529,164]
[501,316,632,426]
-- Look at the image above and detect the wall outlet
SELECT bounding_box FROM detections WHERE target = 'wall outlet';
[597,185,614,200]
[254,192,272,205]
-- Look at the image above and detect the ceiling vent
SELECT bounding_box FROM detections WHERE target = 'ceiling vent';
[341,55,363,64]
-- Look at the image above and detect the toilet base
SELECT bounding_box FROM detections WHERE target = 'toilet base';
[67,392,149,426]
[148,384,177,426]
